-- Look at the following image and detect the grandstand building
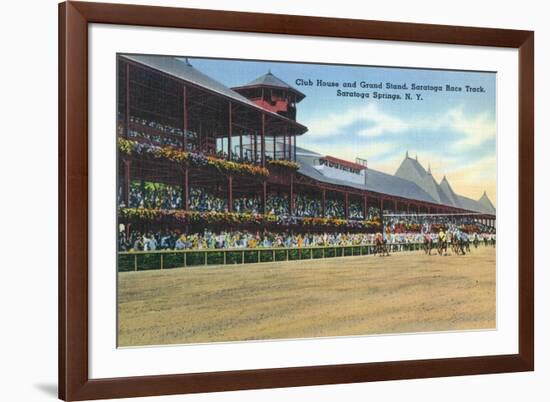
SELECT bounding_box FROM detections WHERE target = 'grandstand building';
[117,54,496,232]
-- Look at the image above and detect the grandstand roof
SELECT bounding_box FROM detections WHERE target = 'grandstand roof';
[395,156,451,204]
[121,54,307,134]
[296,148,496,214]
[393,154,495,214]
[421,171,454,205]
[439,176,459,207]
[297,149,436,204]
[232,71,306,101]
[478,191,496,213]
[394,154,427,182]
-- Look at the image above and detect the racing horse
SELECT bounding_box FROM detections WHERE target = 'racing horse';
[450,231,466,255]
[460,232,471,254]
[374,233,390,257]
[437,231,448,256]
[423,233,433,255]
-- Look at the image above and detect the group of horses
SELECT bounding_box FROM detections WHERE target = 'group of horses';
[372,231,474,257]
[423,231,471,256]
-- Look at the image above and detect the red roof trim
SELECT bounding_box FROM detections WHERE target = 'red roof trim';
[321,156,366,171]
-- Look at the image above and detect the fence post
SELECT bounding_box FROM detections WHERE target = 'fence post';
[272,249,275,262]
[134,254,137,272]
[223,251,227,265]
[160,254,164,270]
[257,250,260,263]
[205,251,208,266]
[286,249,289,261]
[184,252,187,267]
[242,250,245,264]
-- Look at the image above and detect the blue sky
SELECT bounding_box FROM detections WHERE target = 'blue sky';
[190,57,496,203]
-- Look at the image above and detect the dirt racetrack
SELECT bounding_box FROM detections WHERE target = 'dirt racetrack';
[118,246,496,346]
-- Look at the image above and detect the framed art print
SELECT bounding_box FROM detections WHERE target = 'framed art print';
[59,1,534,400]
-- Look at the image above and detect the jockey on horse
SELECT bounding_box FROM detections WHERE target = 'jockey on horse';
[374,232,389,257]
[460,231,471,254]
[423,230,433,255]
[473,232,479,248]
[437,228,447,256]
[452,230,467,255]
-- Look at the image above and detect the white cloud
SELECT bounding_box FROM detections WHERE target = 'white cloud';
[303,103,408,139]
[303,103,496,150]
[444,108,496,150]
[356,104,409,137]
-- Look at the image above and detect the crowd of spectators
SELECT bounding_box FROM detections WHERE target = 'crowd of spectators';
[120,183,391,224]
[129,115,185,137]
[383,213,496,235]
[118,230,495,251]
[233,195,262,214]
[124,181,183,209]
[213,149,294,165]
[127,128,182,148]
[188,187,228,213]
[119,227,497,252]
[294,194,321,217]
[349,202,364,220]
[118,116,198,149]
[266,193,290,216]
[119,228,430,252]
[213,149,258,164]
[119,182,494,237]
[325,199,345,219]
[367,207,381,220]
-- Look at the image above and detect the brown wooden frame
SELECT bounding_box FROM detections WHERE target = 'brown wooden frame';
[59,1,534,400]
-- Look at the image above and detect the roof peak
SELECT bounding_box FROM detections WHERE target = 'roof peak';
[477,191,496,213]
[233,70,306,101]
[479,191,492,201]
[248,71,291,87]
